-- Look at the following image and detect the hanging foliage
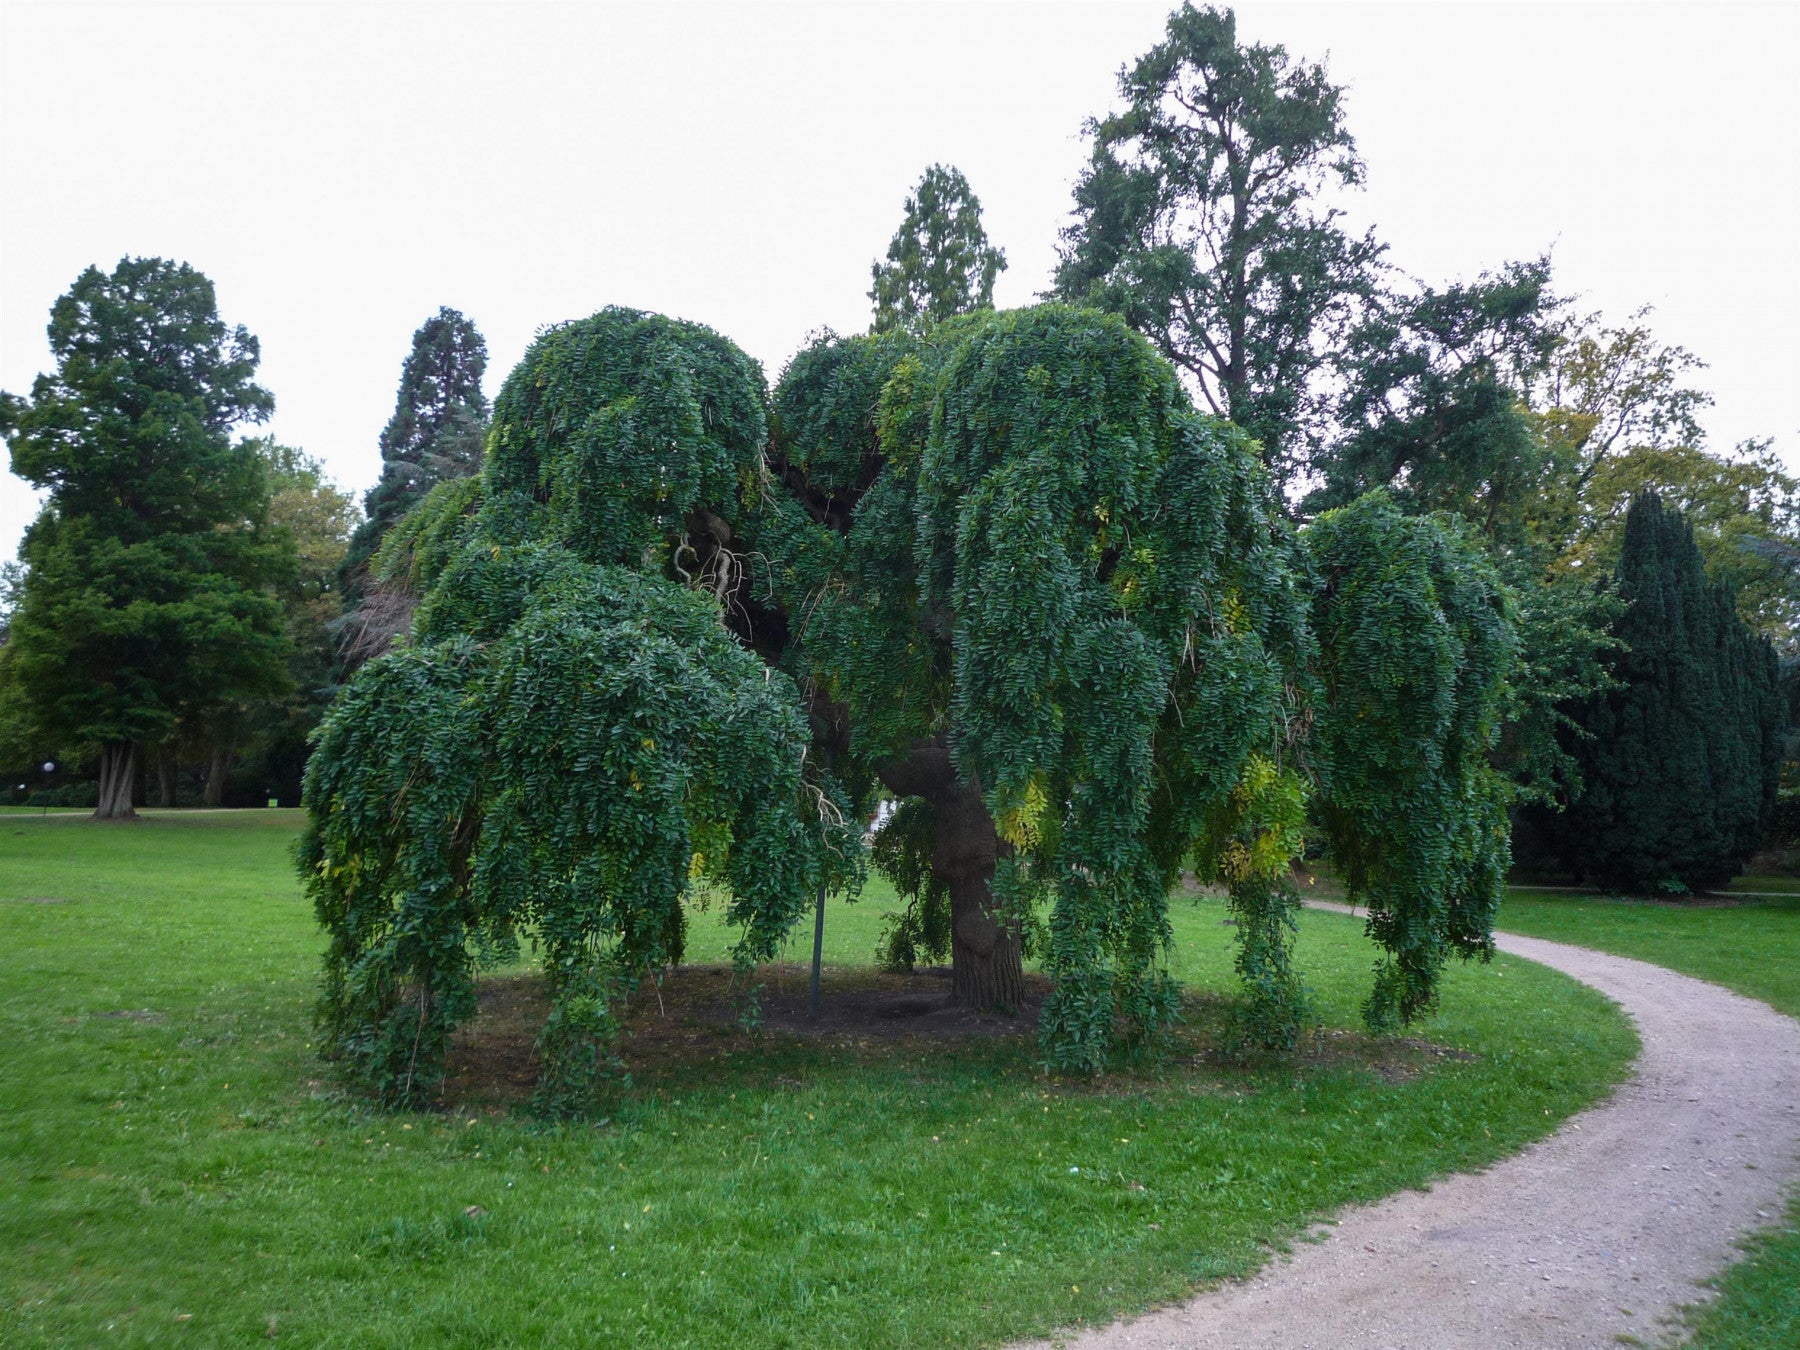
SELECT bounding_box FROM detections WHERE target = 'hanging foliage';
[749,306,1321,1070]
[301,310,860,1113]
[1306,491,1519,1031]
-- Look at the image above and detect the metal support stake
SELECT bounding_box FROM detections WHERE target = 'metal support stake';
[809,745,833,1020]
[808,877,826,1020]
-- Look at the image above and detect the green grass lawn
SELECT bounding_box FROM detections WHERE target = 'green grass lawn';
[1497,890,1800,1019]
[1496,887,1800,1350]
[0,811,1636,1348]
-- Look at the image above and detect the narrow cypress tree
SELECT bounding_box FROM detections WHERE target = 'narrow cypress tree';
[1556,492,1783,890]
[339,308,489,596]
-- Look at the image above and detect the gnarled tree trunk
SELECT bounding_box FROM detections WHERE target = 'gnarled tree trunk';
[94,741,138,821]
[879,738,1024,1011]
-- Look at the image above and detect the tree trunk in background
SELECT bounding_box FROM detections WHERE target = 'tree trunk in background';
[156,744,178,808]
[203,745,232,807]
[878,738,1025,1011]
[94,742,138,820]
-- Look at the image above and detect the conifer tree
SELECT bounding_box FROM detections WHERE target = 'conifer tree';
[339,307,489,595]
[1549,492,1783,890]
[0,258,293,818]
[1054,3,1380,481]
[869,165,1007,333]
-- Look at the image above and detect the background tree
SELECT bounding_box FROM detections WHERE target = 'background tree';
[1053,2,1380,482]
[1556,440,1800,647]
[338,307,489,600]
[0,563,40,795]
[869,164,1007,333]
[0,258,294,819]
[1534,492,1784,891]
[1532,308,1711,508]
[1307,259,1562,541]
[176,439,355,806]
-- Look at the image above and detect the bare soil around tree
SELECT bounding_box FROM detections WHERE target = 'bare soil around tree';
[437,961,1468,1114]
[1018,912,1800,1349]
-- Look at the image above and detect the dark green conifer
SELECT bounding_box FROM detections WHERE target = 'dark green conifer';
[1554,492,1783,890]
[339,307,489,595]
[869,165,1006,334]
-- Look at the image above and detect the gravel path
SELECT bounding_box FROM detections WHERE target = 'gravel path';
[1021,909,1800,1349]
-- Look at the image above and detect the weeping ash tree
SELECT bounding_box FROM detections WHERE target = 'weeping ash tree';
[300,310,860,1112]
[1305,494,1518,1029]
[304,301,1517,1103]
[749,309,1315,1065]
[748,306,1518,1067]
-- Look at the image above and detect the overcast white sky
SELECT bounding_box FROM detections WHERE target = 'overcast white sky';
[3,1,1796,562]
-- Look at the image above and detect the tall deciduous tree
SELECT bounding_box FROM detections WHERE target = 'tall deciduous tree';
[0,258,294,819]
[339,307,488,596]
[1054,2,1380,481]
[181,440,356,807]
[1556,441,1800,647]
[1541,493,1784,891]
[869,165,1007,333]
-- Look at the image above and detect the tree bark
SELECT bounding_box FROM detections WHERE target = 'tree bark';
[203,744,232,808]
[878,738,1025,1011]
[94,742,138,821]
[156,743,178,808]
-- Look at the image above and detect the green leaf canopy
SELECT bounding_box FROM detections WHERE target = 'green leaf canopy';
[0,257,293,817]
[300,309,859,1112]
[753,307,1514,1067]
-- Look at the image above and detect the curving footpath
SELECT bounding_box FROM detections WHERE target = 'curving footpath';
[1022,909,1800,1349]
